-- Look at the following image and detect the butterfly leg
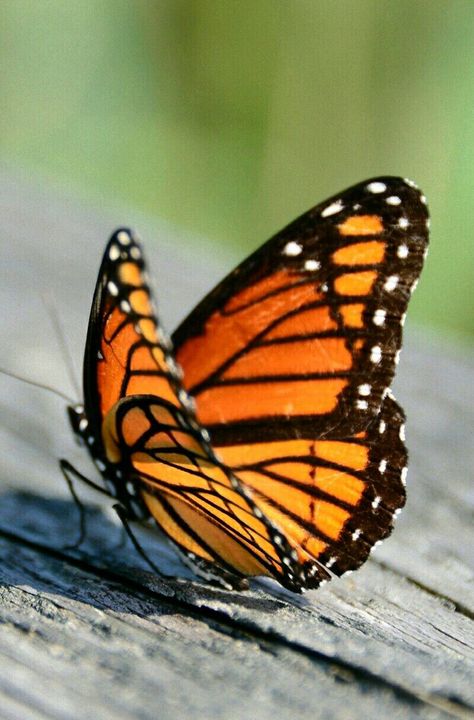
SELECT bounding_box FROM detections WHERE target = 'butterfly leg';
[59,458,111,550]
[113,503,172,581]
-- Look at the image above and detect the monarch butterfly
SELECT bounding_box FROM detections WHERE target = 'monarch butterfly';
[64,176,429,593]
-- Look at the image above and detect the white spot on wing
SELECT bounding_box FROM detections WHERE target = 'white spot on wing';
[379,420,386,434]
[372,496,381,510]
[321,200,344,217]
[397,244,409,259]
[379,459,387,474]
[386,195,401,206]
[107,281,119,296]
[358,383,371,396]
[384,275,399,292]
[283,241,302,257]
[401,467,408,485]
[79,418,88,432]
[120,300,131,313]
[178,389,195,411]
[108,244,120,261]
[366,181,387,194]
[398,217,409,229]
[370,345,382,363]
[304,259,320,271]
[356,399,368,410]
[117,231,131,245]
[399,424,406,441]
[352,529,362,541]
[157,326,173,350]
[130,246,141,259]
[373,309,386,326]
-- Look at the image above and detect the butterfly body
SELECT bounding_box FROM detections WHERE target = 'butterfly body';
[69,177,429,592]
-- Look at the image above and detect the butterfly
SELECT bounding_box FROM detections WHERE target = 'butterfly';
[65,176,429,593]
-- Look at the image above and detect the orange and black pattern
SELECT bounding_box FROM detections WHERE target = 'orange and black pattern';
[82,229,186,455]
[70,177,429,593]
[173,177,429,444]
[216,392,407,579]
[108,395,330,591]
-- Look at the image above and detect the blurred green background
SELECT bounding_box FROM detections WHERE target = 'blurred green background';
[1,0,473,341]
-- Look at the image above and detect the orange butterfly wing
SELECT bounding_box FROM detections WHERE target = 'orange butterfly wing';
[216,393,407,577]
[81,229,330,590]
[83,229,184,455]
[80,177,428,592]
[173,177,429,444]
[105,394,328,590]
[172,177,429,581]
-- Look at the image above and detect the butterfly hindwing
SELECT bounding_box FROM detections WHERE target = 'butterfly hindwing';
[217,393,407,578]
[107,394,329,591]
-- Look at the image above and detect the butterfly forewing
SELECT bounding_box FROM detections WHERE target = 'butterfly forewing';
[173,177,429,444]
[83,229,182,452]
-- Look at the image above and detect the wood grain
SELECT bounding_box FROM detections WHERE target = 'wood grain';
[0,168,473,720]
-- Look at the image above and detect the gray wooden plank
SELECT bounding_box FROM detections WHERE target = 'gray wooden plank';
[0,512,467,720]
[0,167,473,720]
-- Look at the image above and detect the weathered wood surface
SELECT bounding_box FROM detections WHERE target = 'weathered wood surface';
[0,168,473,720]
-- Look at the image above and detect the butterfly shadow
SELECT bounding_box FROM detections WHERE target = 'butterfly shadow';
[0,490,312,619]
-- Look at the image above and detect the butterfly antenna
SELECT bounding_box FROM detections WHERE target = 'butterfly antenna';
[0,366,75,404]
[40,290,81,399]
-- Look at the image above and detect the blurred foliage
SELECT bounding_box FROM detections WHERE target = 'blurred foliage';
[1,0,473,340]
